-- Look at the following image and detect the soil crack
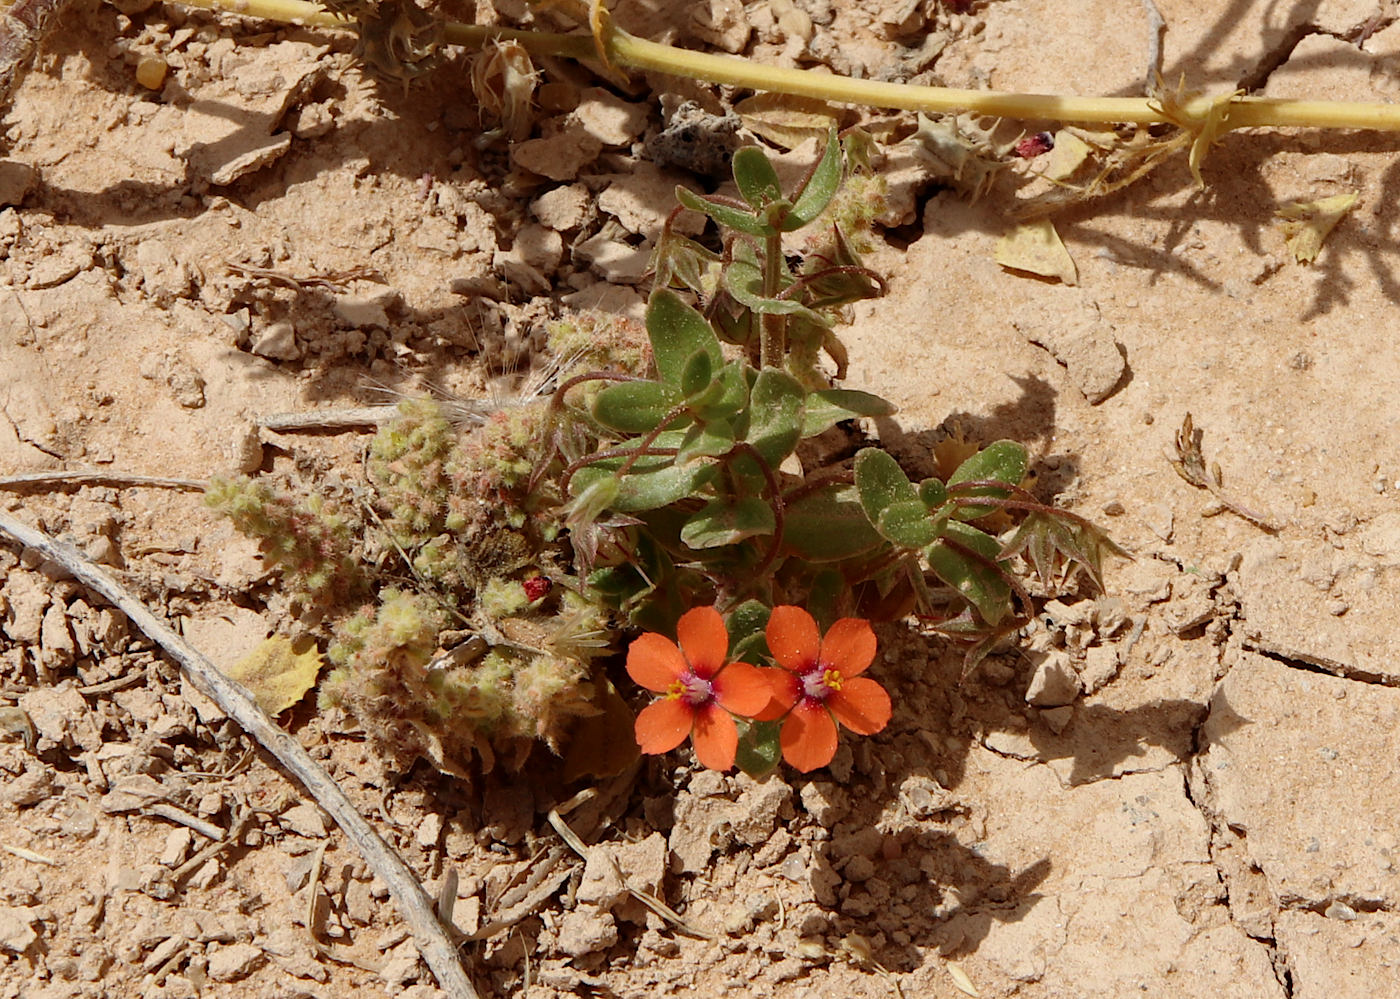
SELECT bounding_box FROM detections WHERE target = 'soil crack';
[1244,639,1398,688]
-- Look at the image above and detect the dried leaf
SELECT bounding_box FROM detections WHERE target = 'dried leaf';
[471,40,538,142]
[1276,192,1358,263]
[226,635,323,715]
[995,219,1077,285]
[945,959,981,997]
[1044,130,1093,181]
[735,93,839,150]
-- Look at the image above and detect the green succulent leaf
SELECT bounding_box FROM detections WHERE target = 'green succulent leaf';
[924,521,1012,625]
[732,146,785,210]
[801,388,897,437]
[743,368,806,467]
[948,440,1029,519]
[782,483,883,561]
[646,288,725,387]
[786,130,842,230]
[854,448,918,524]
[676,185,774,237]
[590,380,685,434]
[680,496,776,549]
[877,498,938,548]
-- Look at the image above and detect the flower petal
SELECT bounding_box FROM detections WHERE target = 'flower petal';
[829,676,892,735]
[713,662,780,717]
[753,669,799,721]
[626,632,688,692]
[691,702,739,771]
[820,617,877,676]
[677,606,729,678]
[780,701,839,773]
[634,698,694,754]
[766,605,820,673]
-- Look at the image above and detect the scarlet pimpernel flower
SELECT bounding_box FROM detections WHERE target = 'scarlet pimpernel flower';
[627,606,776,771]
[762,605,891,773]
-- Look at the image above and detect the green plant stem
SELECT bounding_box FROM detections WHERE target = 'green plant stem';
[760,231,785,368]
[178,0,1400,134]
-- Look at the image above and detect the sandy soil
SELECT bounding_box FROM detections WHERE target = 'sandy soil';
[2,1,1399,997]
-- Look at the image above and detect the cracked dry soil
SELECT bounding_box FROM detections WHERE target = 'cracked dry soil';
[2,1,1400,997]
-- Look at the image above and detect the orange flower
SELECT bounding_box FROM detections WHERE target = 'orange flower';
[761,605,891,773]
[627,606,777,771]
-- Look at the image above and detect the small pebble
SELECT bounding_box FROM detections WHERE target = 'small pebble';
[136,56,168,91]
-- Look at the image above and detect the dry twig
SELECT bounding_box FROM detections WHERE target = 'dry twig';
[0,510,481,999]
[0,470,207,491]
[1169,413,1281,532]
[548,787,714,940]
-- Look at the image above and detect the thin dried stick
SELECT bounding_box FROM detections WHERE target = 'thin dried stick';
[0,470,208,491]
[171,806,255,882]
[257,406,401,431]
[0,510,480,999]
[547,792,714,940]
[147,802,226,841]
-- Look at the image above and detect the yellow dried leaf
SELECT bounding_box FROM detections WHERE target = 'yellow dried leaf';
[1276,192,1358,263]
[735,93,839,150]
[1044,130,1093,181]
[226,635,323,716]
[995,218,1077,285]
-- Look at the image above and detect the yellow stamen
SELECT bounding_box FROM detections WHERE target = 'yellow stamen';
[665,680,686,700]
[822,668,843,691]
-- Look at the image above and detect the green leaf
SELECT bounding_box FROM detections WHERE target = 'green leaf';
[801,388,897,437]
[676,185,774,237]
[564,472,620,525]
[785,130,842,230]
[877,499,938,548]
[652,230,722,297]
[743,368,805,467]
[646,288,724,387]
[782,483,884,561]
[735,719,782,777]
[1000,509,1127,592]
[854,447,918,524]
[726,600,772,661]
[677,418,736,464]
[680,348,713,400]
[805,568,847,630]
[726,250,828,323]
[919,477,948,509]
[732,146,784,210]
[948,440,1029,519]
[924,521,1012,625]
[570,458,718,513]
[680,496,775,549]
[590,380,684,434]
[692,362,750,422]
